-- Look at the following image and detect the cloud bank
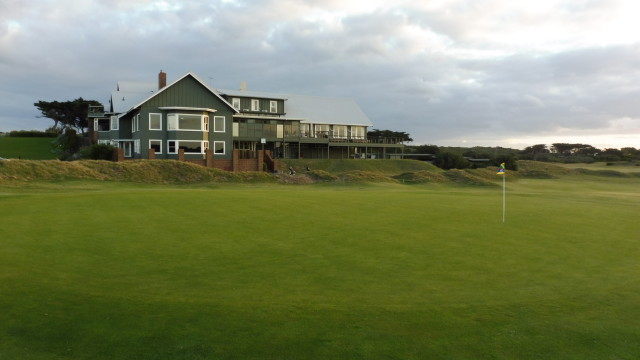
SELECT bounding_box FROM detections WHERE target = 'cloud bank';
[1,0,639,148]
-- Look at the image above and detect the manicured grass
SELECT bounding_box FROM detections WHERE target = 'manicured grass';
[1,178,639,359]
[0,137,57,160]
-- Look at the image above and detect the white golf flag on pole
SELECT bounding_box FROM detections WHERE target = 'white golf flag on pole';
[497,163,506,222]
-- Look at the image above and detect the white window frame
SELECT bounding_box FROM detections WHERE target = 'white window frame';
[167,113,208,131]
[213,116,225,133]
[149,139,162,154]
[251,99,260,111]
[149,113,162,130]
[167,140,209,154]
[232,98,240,110]
[110,115,119,131]
[213,141,225,155]
[270,100,277,113]
[134,139,140,154]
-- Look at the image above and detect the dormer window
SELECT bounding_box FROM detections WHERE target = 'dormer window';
[270,101,277,113]
[251,99,260,111]
[232,98,240,110]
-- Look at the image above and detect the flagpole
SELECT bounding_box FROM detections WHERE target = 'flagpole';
[502,172,506,223]
[497,162,506,223]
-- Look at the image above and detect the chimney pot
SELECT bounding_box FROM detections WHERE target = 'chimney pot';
[158,70,167,90]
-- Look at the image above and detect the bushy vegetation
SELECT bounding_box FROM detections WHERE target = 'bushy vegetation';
[80,143,116,160]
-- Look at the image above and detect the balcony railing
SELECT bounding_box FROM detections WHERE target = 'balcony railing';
[298,131,405,144]
[88,105,105,117]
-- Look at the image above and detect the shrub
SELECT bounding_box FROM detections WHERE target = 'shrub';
[81,143,116,160]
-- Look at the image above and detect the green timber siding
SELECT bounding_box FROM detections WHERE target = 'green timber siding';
[133,75,235,160]
[227,96,285,115]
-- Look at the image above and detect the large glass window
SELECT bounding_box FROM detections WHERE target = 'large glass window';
[300,123,310,137]
[167,113,208,131]
[351,126,365,140]
[314,124,329,138]
[167,140,208,154]
[149,113,162,130]
[214,116,225,132]
[333,125,348,139]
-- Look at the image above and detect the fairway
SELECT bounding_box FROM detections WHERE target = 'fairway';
[1,178,640,359]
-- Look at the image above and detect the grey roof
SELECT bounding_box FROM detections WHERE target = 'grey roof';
[218,89,373,127]
[111,90,155,113]
[114,73,237,117]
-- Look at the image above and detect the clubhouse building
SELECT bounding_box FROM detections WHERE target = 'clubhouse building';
[89,71,405,171]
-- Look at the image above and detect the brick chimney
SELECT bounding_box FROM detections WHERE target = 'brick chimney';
[158,70,167,90]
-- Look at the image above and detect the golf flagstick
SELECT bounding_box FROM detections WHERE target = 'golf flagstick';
[497,163,506,222]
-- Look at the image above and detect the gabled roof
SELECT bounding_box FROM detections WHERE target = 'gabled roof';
[116,72,237,118]
[217,89,373,127]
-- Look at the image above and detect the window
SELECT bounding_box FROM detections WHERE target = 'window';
[95,118,110,132]
[149,113,162,130]
[213,116,225,132]
[270,101,277,113]
[314,124,329,138]
[300,123,310,137]
[110,115,119,131]
[167,140,209,154]
[232,98,240,110]
[134,139,140,154]
[132,114,140,132]
[214,141,225,155]
[167,113,207,131]
[179,141,204,153]
[251,99,260,111]
[149,140,162,154]
[351,126,365,140]
[333,125,348,139]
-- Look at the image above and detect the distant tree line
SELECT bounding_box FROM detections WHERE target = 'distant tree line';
[407,143,640,170]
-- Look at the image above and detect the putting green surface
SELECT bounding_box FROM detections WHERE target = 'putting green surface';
[1,179,639,359]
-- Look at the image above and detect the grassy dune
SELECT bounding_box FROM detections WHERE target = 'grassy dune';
[1,166,639,359]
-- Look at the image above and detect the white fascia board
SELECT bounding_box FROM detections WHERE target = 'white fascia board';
[233,114,306,121]
[158,106,217,113]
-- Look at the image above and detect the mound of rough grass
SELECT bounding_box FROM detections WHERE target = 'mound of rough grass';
[573,168,633,177]
[517,160,573,178]
[0,160,274,184]
[394,170,448,184]
[442,169,498,186]
[339,170,397,183]
[279,159,439,175]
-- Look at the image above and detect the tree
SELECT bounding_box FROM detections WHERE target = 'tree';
[367,129,413,143]
[520,144,550,161]
[51,128,81,160]
[413,144,439,154]
[34,98,102,134]
[434,152,469,170]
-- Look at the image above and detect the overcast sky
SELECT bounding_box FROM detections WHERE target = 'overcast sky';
[1,0,639,149]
